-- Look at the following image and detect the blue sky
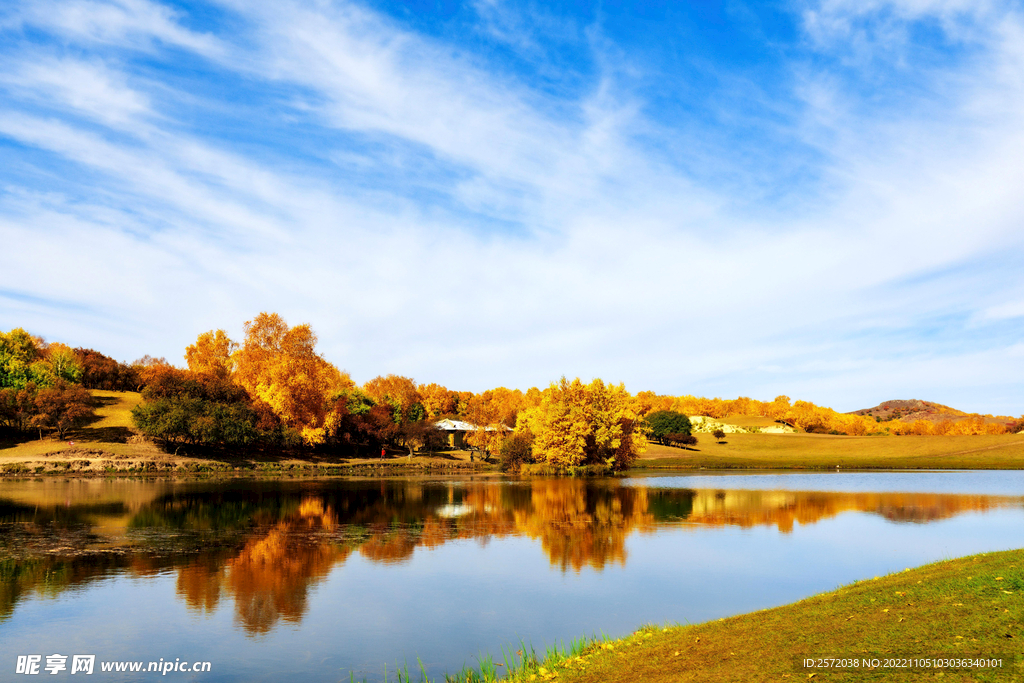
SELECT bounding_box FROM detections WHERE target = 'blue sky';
[1,0,1023,414]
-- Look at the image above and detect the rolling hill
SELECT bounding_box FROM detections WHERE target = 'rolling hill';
[849,399,1013,425]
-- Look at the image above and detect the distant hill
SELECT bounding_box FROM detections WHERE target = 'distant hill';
[849,399,1012,425]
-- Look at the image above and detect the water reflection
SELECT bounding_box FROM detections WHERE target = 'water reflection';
[683,489,1009,532]
[515,480,653,571]
[1,476,1021,635]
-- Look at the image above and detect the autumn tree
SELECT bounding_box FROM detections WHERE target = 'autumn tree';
[397,419,447,455]
[362,374,423,423]
[764,395,792,422]
[461,387,524,455]
[636,391,672,415]
[186,330,237,379]
[1011,417,1024,434]
[31,381,93,439]
[664,433,697,448]
[0,328,44,389]
[419,383,462,418]
[33,342,83,386]
[361,404,401,449]
[468,387,524,428]
[233,313,352,445]
[132,355,173,390]
[516,377,648,472]
[0,384,38,432]
[75,348,139,391]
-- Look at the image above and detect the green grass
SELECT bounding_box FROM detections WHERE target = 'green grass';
[637,432,1024,470]
[445,549,1024,683]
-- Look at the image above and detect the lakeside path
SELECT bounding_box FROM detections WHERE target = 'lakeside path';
[473,549,1023,683]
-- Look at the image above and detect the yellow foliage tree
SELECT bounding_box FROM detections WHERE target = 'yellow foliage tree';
[419,383,461,418]
[517,377,648,471]
[185,330,237,379]
[232,313,352,445]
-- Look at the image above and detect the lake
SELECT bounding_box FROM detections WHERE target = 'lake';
[2,471,1023,681]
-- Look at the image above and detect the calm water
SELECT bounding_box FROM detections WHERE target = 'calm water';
[1,471,1023,681]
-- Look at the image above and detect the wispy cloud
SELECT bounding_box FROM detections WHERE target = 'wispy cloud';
[2,0,225,56]
[0,55,153,126]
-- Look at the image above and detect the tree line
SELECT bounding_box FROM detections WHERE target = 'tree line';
[3,316,1022,473]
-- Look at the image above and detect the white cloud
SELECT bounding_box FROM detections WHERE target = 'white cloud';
[1,0,1023,414]
[979,301,1024,321]
[5,0,224,57]
[0,56,152,126]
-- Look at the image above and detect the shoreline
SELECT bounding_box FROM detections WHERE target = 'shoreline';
[443,548,1024,682]
[0,447,497,477]
[4,458,1024,478]
[2,430,1023,478]
[3,451,1024,477]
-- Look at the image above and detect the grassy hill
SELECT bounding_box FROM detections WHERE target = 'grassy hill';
[715,414,779,429]
[0,390,163,461]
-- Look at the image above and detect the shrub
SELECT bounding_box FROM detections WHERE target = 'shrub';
[664,433,697,448]
[499,432,534,473]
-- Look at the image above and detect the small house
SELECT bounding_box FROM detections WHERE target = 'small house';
[433,418,512,448]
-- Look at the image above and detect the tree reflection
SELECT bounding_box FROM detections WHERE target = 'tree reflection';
[513,479,653,571]
[175,561,223,613]
[1,478,1020,633]
[681,490,1005,532]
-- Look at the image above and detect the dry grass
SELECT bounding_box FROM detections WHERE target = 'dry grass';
[0,390,162,466]
[84,389,142,429]
[638,433,1024,470]
[716,414,781,429]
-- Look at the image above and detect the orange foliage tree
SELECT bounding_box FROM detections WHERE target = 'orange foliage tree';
[362,374,423,422]
[462,387,524,454]
[31,381,93,439]
[233,313,352,445]
[418,383,462,418]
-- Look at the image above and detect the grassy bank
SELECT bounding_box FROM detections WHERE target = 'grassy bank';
[638,433,1024,470]
[446,549,1023,683]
